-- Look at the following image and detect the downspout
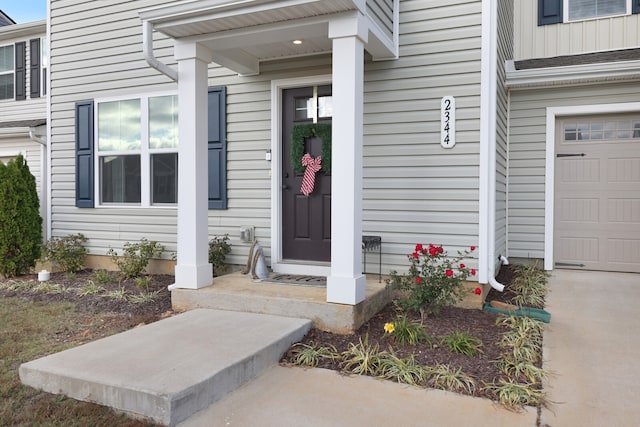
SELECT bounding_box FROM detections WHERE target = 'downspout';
[481,0,505,292]
[142,21,178,82]
[29,127,48,240]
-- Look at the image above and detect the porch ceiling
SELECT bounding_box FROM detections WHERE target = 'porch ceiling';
[139,0,394,75]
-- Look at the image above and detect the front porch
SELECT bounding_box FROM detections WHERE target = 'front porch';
[171,271,391,333]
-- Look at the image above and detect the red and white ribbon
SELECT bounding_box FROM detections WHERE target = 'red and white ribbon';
[300,153,322,196]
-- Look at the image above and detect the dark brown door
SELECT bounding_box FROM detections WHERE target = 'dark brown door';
[282,85,332,262]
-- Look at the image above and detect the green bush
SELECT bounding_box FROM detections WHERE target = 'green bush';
[208,234,231,276]
[387,244,476,322]
[42,234,88,274]
[107,239,165,278]
[0,155,42,277]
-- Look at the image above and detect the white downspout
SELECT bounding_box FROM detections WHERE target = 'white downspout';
[481,0,505,292]
[29,127,48,240]
[142,21,178,82]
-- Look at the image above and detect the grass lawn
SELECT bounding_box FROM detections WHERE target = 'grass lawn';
[0,297,155,426]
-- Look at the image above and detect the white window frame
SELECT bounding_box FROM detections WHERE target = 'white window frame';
[564,0,632,22]
[0,43,14,101]
[94,91,178,208]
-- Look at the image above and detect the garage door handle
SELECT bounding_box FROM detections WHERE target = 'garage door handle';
[557,153,585,158]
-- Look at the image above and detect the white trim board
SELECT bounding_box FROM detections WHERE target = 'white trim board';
[544,102,640,270]
[270,75,331,277]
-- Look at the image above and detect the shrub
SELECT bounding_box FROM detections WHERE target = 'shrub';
[208,234,231,276]
[107,239,165,278]
[42,234,88,274]
[0,155,42,277]
[387,244,476,321]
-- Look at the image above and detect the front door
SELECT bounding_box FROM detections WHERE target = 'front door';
[282,85,332,262]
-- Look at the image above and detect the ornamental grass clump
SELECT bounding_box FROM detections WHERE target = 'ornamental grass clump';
[384,314,433,346]
[288,342,339,368]
[440,331,484,356]
[510,264,550,308]
[387,244,477,322]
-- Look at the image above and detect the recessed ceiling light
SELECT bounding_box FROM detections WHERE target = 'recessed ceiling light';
[293,40,303,45]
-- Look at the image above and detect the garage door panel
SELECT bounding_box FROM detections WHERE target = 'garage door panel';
[607,239,640,265]
[558,158,600,183]
[555,114,640,273]
[607,199,640,224]
[558,198,600,222]
[608,158,640,182]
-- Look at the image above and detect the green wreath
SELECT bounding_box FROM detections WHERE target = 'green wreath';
[291,123,331,174]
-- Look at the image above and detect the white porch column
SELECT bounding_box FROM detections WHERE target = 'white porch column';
[326,15,368,305]
[173,41,213,289]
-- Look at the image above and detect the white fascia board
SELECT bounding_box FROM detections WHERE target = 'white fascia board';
[505,59,640,89]
[0,20,46,41]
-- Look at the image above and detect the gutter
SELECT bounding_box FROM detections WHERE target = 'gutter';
[142,21,178,81]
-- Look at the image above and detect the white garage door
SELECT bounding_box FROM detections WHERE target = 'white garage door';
[555,114,640,273]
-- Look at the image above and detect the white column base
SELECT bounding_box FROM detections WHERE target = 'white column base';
[327,275,366,305]
[171,264,213,290]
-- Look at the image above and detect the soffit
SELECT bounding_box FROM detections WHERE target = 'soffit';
[140,0,361,67]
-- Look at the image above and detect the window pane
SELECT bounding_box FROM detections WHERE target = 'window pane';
[318,96,333,118]
[295,97,313,120]
[0,74,13,100]
[151,153,178,204]
[149,95,179,149]
[98,99,141,151]
[100,155,141,203]
[569,0,626,20]
[0,45,13,72]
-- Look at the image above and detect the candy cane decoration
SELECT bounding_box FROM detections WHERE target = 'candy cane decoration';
[300,153,322,196]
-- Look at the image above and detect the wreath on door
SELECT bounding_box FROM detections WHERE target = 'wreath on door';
[291,123,331,174]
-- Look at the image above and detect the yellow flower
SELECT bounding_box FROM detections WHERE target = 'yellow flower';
[384,322,395,334]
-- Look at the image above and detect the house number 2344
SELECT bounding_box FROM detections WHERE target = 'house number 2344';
[440,96,456,148]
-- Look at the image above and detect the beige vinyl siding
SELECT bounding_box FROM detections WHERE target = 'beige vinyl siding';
[495,0,513,261]
[514,1,640,60]
[508,82,640,259]
[50,0,180,258]
[50,0,483,273]
[367,0,395,40]
[363,0,483,273]
[0,36,46,119]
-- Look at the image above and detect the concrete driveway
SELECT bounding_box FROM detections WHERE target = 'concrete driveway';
[541,269,640,427]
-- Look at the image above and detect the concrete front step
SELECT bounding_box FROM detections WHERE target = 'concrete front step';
[19,309,311,426]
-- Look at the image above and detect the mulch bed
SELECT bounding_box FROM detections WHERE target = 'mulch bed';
[281,264,524,400]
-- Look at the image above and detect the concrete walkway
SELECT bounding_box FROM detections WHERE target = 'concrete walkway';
[541,270,640,427]
[178,365,537,427]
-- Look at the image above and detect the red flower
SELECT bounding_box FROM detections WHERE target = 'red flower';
[460,263,465,269]
[415,244,423,252]
[474,287,482,295]
[437,246,444,254]
[445,269,454,277]
[415,277,423,284]
[428,247,438,257]
[470,246,476,251]
[471,269,476,276]
[412,252,419,259]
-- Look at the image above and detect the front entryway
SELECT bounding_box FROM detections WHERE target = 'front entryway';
[554,114,640,273]
[281,85,332,262]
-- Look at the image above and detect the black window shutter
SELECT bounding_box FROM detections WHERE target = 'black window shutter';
[538,0,563,25]
[633,0,640,14]
[208,86,227,209]
[75,100,95,208]
[29,39,40,99]
[14,42,26,100]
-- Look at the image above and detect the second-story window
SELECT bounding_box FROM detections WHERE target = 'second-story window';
[568,0,628,21]
[0,45,14,100]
